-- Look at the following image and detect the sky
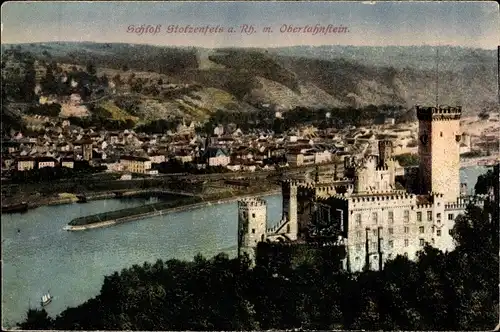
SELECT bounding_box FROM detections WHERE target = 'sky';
[1,1,499,49]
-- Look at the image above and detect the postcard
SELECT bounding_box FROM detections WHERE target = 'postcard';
[1,1,499,330]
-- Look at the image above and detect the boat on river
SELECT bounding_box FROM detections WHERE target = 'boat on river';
[40,292,52,307]
[1,202,28,214]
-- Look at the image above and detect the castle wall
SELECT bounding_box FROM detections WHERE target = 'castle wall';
[344,192,461,272]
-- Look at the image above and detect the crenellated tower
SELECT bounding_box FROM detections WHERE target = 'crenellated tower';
[237,198,267,265]
[417,105,462,202]
[378,140,393,168]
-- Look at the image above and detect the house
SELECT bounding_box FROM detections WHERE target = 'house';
[146,169,159,176]
[232,128,244,137]
[286,151,315,167]
[214,125,225,137]
[314,150,332,164]
[102,160,124,172]
[16,156,35,171]
[149,154,166,164]
[175,151,194,164]
[119,156,152,174]
[60,157,75,169]
[226,163,242,172]
[241,161,259,172]
[204,147,231,167]
[36,157,57,169]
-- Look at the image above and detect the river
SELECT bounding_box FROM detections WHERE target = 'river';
[0,166,491,327]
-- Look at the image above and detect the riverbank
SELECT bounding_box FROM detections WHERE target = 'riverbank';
[64,189,281,231]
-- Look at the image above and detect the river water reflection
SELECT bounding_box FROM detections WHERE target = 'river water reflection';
[1,166,489,327]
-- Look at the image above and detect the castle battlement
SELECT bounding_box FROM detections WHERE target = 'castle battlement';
[266,218,289,234]
[284,179,308,187]
[238,197,267,208]
[416,203,434,209]
[350,192,415,203]
[375,165,389,171]
[444,203,467,210]
[429,192,445,199]
[329,194,349,201]
[416,105,462,121]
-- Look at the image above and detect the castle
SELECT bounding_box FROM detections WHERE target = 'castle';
[238,105,481,272]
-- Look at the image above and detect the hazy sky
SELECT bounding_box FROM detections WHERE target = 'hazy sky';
[1,1,499,49]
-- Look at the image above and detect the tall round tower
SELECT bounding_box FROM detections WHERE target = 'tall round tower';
[237,198,267,265]
[417,105,462,202]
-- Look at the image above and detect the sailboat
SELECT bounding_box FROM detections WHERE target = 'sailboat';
[40,291,53,307]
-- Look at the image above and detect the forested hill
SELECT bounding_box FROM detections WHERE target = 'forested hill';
[2,43,497,127]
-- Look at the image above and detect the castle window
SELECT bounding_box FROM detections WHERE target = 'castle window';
[404,210,410,222]
[252,213,256,218]
[448,213,454,220]
[252,229,255,234]
[371,241,377,250]
[437,229,441,236]
[449,229,452,235]
[440,132,443,137]
[372,212,378,224]
[372,229,377,237]
[417,212,422,222]
[419,238,425,246]
[427,211,432,221]
[356,214,362,226]
[388,211,394,223]
[404,226,409,234]
[356,231,361,238]
[388,227,394,235]
[437,213,441,219]
[287,224,290,233]
[388,240,394,248]
[404,239,409,247]
[419,226,424,234]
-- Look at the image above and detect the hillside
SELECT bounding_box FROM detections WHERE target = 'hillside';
[1,42,497,130]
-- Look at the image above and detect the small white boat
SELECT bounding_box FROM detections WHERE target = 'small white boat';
[41,292,52,307]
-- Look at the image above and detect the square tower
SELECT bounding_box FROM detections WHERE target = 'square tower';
[378,139,393,168]
[417,105,462,202]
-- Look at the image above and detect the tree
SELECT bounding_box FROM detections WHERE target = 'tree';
[86,62,97,75]
[18,309,53,330]
[22,59,37,101]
